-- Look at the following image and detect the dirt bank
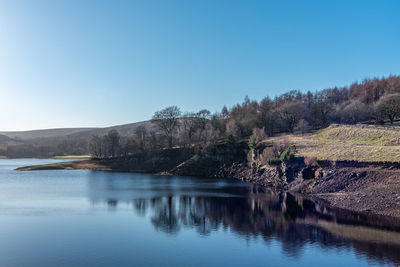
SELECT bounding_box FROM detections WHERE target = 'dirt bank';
[308,166,400,218]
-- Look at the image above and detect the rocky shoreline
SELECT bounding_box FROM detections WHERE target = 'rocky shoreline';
[16,144,400,219]
[215,161,400,218]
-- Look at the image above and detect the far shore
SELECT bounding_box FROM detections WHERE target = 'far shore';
[13,124,400,220]
[53,155,91,159]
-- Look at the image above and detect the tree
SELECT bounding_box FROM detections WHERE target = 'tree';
[181,112,198,146]
[342,100,370,124]
[88,135,103,158]
[248,127,266,148]
[194,109,211,141]
[221,106,229,119]
[180,109,211,146]
[135,125,148,151]
[278,102,303,133]
[105,129,120,157]
[374,93,400,124]
[226,119,241,139]
[148,130,159,150]
[120,136,137,157]
[258,97,276,136]
[295,119,311,135]
[311,100,331,129]
[152,106,182,148]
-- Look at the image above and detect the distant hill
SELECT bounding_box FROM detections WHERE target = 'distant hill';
[0,121,155,146]
[65,121,155,141]
[0,134,24,145]
[0,120,155,157]
[0,128,98,140]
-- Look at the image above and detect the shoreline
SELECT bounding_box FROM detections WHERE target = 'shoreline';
[15,158,400,219]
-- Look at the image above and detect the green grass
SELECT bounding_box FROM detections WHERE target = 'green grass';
[314,124,400,146]
[265,124,400,162]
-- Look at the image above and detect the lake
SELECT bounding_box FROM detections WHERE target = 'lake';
[0,158,399,267]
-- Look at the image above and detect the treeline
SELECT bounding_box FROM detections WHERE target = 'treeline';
[0,139,88,158]
[89,75,400,158]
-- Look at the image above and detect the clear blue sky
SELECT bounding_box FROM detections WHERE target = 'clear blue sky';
[0,0,399,130]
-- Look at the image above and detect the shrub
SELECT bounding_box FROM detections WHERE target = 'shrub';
[260,146,274,165]
[248,136,257,149]
[248,127,266,149]
[260,142,296,166]
[304,156,318,167]
[279,146,295,162]
[227,134,236,146]
[268,157,282,165]
[272,138,289,157]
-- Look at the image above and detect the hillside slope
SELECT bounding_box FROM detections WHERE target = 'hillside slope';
[1,121,154,146]
[0,128,98,140]
[0,120,155,157]
[269,124,400,162]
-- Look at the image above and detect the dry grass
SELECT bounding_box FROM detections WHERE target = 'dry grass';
[53,155,91,159]
[314,124,400,146]
[16,160,109,171]
[265,124,400,162]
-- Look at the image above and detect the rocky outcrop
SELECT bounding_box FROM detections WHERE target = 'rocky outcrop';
[170,143,400,218]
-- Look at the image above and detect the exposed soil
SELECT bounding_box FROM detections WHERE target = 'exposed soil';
[309,166,400,218]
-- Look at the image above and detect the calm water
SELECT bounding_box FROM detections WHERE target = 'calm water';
[0,159,399,267]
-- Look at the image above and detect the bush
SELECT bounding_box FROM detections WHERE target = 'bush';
[227,134,236,146]
[268,157,282,165]
[272,138,289,157]
[260,142,296,166]
[279,146,295,162]
[248,136,257,149]
[248,127,266,149]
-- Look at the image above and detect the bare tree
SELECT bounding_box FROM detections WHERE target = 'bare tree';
[120,136,137,157]
[248,127,266,148]
[88,135,103,158]
[295,119,311,135]
[342,100,370,124]
[195,109,211,141]
[181,112,198,146]
[374,93,400,124]
[152,106,182,148]
[226,119,241,140]
[278,102,303,133]
[106,129,120,157]
[258,97,276,136]
[148,130,159,150]
[135,125,148,151]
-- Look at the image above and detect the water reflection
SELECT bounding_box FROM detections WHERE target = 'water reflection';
[87,172,400,265]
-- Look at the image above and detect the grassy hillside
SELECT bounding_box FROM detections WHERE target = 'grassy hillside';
[63,121,154,141]
[268,124,400,162]
[314,124,400,146]
[0,128,98,140]
[0,120,158,157]
[0,120,154,144]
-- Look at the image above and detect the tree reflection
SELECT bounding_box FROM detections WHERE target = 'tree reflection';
[150,196,180,234]
[88,178,400,265]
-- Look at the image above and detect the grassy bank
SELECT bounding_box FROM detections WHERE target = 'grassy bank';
[16,160,109,171]
[267,124,400,162]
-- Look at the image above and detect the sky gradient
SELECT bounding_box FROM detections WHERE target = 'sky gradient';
[0,0,399,131]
